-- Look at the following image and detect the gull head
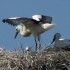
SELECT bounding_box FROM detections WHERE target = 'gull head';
[14,25,22,39]
[51,33,61,44]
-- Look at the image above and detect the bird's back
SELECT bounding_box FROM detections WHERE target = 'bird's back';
[28,23,55,36]
[54,39,70,48]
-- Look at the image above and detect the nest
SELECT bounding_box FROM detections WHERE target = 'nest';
[0,47,70,70]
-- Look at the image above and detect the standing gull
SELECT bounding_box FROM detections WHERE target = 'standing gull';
[2,14,55,51]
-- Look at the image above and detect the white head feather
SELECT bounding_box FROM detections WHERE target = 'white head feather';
[16,25,22,31]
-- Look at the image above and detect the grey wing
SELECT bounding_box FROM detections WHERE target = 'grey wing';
[41,15,52,23]
[2,17,35,26]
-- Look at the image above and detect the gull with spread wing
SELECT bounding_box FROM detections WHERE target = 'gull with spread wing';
[2,14,55,51]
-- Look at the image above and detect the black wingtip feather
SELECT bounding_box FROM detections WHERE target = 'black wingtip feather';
[2,19,6,23]
[2,19,9,23]
[2,19,12,24]
[41,15,52,23]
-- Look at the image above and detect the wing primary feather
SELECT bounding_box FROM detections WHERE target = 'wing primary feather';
[2,17,39,26]
[2,19,7,23]
[41,15,52,23]
[2,19,17,26]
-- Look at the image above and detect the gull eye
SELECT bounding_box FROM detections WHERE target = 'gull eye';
[16,29,19,32]
[16,29,18,31]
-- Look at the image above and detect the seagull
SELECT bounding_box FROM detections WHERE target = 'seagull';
[51,33,70,51]
[2,14,55,51]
